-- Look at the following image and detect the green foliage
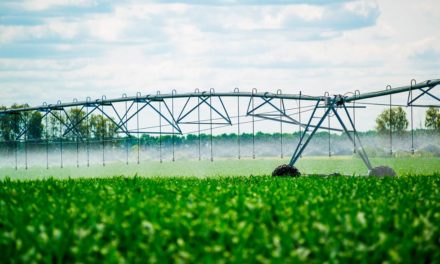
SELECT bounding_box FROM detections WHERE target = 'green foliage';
[0,105,117,141]
[425,107,440,131]
[46,111,64,139]
[0,104,36,142]
[0,176,439,262]
[0,105,19,142]
[376,106,409,134]
[66,108,88,137]
[89,114,116,139]
[46,109,117,139]
[27,112,43,140]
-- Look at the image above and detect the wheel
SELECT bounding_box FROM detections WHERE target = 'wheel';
[368,166,396,177]
[272,164,301,177]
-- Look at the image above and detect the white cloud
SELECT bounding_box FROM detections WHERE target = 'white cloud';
[23,0,97,11]
[0,21,81,44]
[344,0,379,17]
[0,0,438,133]
[114,3,189,18]
[85,16,127,41]
[0,25,47,43]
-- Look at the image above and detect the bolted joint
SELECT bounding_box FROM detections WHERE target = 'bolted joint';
[335,95,346,107]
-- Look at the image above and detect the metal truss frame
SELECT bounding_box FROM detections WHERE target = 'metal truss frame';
[289,96,372,171]
[176,91,231,125]
[1,78,439,172]
[407,79,440,107]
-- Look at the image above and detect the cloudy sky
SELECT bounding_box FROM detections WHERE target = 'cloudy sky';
[0,0,438,128]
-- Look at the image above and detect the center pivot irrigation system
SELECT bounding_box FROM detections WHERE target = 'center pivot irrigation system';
[0,78,439,176]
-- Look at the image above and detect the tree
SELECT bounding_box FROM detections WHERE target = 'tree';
[66,108,88,138]
[425,107,440,131]
[0,105,16,141]
[42,108,118,140]
[0,104,33,142]
[376,106,409,134]
[89,115,116,139]
[27,111,43,140]
[47,111,66,139]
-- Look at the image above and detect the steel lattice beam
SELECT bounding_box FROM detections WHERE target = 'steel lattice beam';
[1,78,439,173]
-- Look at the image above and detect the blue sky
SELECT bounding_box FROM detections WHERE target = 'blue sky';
[0,0,439,129]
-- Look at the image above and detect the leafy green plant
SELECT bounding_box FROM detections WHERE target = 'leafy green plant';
[1,175,439,262]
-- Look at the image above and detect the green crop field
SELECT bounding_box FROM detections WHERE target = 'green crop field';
[1,156,440,262]
[1,175,439,263]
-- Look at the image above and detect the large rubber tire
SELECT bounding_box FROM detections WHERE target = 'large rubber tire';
[272,164,301,177]
[368,166,396,177]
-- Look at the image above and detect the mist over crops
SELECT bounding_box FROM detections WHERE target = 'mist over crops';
[1,132,439,170]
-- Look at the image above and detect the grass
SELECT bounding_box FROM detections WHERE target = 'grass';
[1,176,439,262]
[1,156,440,179]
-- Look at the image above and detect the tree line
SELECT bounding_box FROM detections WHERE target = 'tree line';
[375,106,440,134]
[0,105,116,142]
[1,104,439,144]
